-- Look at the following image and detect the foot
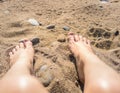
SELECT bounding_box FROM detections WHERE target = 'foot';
[9,40,34,70]
[68,33,94,82]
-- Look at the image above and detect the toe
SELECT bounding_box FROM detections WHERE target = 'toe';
[19,42,25,48]
[83,37,86,41]
[68,35,74,43]
[87,39,91,47]
[74,35,79,41]
[87,39,90,44]
[9,52,13,60]
[68,33,75,43]
[83,37,88,44]
[25,40,33,48]
[12,48,16,53]
[9,52,13,56]
[15,45,19,50]
[79,35,82,41]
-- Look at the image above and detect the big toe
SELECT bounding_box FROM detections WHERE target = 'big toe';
[20,42,25,48]
[25,40,33,48]
[68,32,75,43]
[74,35,80,41]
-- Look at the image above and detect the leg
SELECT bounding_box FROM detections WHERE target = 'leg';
[0,40,48,93]
[68,33,120,93]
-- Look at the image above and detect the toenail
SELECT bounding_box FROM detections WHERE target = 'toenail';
[16,45,19,49]
[83,37,86,40]
[20,42,25,47]
[79,35,82,39]
[9,52,13,55]
[12,49,16,52]
[74,35,79,40]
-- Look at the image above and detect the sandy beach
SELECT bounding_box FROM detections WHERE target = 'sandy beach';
[0,0,120,93]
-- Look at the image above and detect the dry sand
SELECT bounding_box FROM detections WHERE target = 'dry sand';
[0,0,120,93]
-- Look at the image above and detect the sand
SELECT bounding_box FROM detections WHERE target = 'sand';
[0,0,120,93]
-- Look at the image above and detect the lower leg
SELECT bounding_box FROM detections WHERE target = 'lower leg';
[83,52,120,93]
[68,33,120,93]
[0,40,48,93]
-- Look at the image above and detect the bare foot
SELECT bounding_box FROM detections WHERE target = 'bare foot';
[9,40,34,70]
[68,33,93,82]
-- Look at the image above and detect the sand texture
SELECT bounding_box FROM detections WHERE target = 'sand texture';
[0,0,120,93]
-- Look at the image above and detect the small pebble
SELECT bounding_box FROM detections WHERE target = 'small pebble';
[0,0,3,2]
[114,31,119,36]
[57,39,66,42]
[40,70,54,87]
[99,5,103,8]
[46,25,55,29]
[40,65,48,71]
[37,65,54,87]
[28,18,40,26]
[4,10,10,14]
[63,26,70,31]
[100,0,109,3]
[57,34,66,42]
[31,37,40,45]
